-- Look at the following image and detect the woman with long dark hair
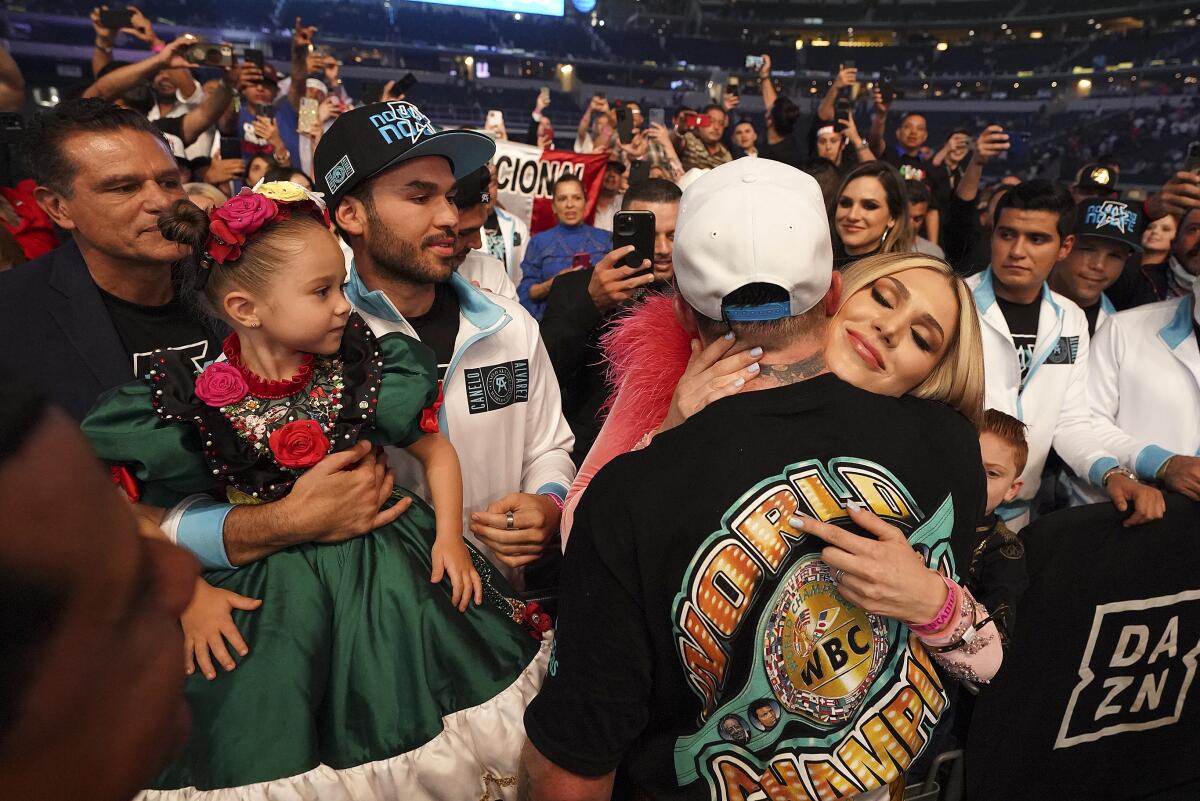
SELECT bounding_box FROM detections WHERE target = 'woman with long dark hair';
[831,161,915,269]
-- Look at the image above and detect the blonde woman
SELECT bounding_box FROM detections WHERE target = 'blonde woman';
[560,251,1000,686]
[572,253,983,505]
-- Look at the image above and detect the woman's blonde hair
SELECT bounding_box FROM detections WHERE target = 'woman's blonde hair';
[838,253,985,428]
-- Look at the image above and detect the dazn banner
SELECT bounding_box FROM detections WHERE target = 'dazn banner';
[491,139,608,235]
[966,495,1200,800]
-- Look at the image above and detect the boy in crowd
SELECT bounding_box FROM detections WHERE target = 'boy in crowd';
[966,181,1091,529]
[1048,199,1145,336]
[969,410,1029,639]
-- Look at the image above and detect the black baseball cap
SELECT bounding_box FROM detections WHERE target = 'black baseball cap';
[1074,163,1118,192]
[1072,199,1144,253]
[453,165,492,209]
[314,100,495,210]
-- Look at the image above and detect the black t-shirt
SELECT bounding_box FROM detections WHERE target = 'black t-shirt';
[151,116,186,161]
[407,282,460,380]
[98,288,223,379]
[525,374,984,799]
[1081,301,1102,337]
[883,148,951,210]
[759,137,805,170]
[996,295,1040,386]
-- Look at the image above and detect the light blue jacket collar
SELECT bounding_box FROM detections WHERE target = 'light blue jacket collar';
[344,261,505,330]
[1100,292,1116,318]
[972,266,1059,315]
[1159,294,1196,351]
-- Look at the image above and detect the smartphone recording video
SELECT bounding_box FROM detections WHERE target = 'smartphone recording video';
[616,106,634,145]
[242,48,264,69]
[99,7,134,29]
[1186,141,1200,174]
[185,42,234,68]
[613,210,655,275]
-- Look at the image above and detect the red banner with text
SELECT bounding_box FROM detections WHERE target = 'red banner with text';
[492,139,608,235]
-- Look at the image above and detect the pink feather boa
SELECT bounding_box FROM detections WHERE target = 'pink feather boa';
[597,292,694,454]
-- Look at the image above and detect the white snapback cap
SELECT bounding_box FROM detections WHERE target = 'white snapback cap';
[673,158,833,321]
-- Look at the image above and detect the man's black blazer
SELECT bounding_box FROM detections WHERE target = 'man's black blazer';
[0,240,132,421]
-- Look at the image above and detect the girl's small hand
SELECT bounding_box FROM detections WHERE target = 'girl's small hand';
[431,538,483,612]
[181,579,262,680]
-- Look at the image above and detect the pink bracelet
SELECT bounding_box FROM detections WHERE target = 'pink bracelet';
[908,575,959,635]
[540,492,565,512]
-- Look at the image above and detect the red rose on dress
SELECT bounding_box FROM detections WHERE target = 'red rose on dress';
[109,465,140,503]
[521,601,553,640]
[194,362,249,407]
[215,190,280,238]
[268,419,330,468]
[206,217,245,264]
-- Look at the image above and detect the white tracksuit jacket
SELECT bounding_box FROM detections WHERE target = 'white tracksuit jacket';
[968,268,1093,525]
[1056,294,1200,504]
[346,266,576,588]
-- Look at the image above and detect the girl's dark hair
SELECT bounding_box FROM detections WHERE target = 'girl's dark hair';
[831,160,915,255]
[158,198,330,320]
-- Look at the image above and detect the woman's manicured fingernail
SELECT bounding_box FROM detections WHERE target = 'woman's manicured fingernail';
[734,377,745,388]
[750,347,763,357]
[724,331,735,341]
[747,362,760,374]
[846,501,866,511]
[788,515,806,530]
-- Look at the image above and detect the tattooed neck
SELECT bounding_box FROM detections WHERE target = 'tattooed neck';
[757,351,827,387]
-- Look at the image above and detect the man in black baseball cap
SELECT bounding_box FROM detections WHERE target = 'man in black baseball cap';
[319,101,577,590]
[314,99,495,209]
[1049,198,1145,334]
[1072,162,1119,203]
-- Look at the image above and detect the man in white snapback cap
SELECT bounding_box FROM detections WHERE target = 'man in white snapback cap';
[672,152,834,326]
[522,157,987,800]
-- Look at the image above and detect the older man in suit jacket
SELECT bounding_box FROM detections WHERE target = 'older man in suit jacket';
[2,98,395,568]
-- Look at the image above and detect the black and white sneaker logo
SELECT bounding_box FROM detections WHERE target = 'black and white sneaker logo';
[465,360,529,414]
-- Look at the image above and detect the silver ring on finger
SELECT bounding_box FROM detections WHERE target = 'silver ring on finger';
[833,568,845,584]
[505,510,515,530]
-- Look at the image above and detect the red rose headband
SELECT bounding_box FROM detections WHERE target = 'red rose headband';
[203,180,331,266]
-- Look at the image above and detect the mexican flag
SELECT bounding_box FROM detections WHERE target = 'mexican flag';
[491,139,609,235]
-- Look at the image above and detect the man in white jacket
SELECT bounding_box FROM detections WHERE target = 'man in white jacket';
[315,101,576,589]
[1056,269,1200,519]
[966,181,1093,529]
[450,166,518,300]
[484,163,530,286]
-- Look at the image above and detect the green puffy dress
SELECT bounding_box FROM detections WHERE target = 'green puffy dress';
[82,314,547,801]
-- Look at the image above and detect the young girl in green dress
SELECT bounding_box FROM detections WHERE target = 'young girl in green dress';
[83,181,548,800]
